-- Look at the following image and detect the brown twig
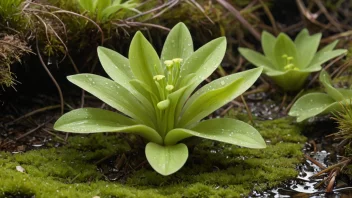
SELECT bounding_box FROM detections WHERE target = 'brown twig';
[126,0,177,21]
[332,59,352,78]
[52,10,104,45]
[7,105,60,126]
[241,95,253,124]
[1,118,54,147]
[36,37,64,115]
[284,89,304,114]
[186,0,214,24]
[216,0,261,41]
[113,21,170,32]
[311,159,350,178]
[321,30,352,43]
[314,0,343,32]
[220,104,234,116]
[307,55,345,88]
[296,0,330,29]
[259,0,279,34]
[305,154,326,170]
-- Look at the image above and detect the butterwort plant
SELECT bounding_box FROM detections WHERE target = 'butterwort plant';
[239,29,347,91]
[54,23,266,176]
[78,0,140,22]
[289,70,352,122]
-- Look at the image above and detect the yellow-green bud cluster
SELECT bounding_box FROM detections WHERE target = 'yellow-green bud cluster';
[282,54,299,71]
[153,58,183,110]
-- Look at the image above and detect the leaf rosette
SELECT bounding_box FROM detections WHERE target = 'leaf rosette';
[289,70,352,122]
[239,29,347,91]
[54,23,266,175]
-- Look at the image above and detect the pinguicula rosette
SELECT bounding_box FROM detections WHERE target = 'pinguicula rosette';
[238,29,347,91]
[54,22,266,176]
[289,70,352,122]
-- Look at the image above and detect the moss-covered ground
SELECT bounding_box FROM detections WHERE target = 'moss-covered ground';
[0,118,306,198]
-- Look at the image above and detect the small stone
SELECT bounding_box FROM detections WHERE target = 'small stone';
[16,165,25,173]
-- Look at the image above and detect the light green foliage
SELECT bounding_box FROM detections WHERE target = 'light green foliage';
[77,0,140,22]
[1,118,305,197]
[239,29,347,91]
[289,70,352,122]
[54,23,266,175]
[0,0,27,29]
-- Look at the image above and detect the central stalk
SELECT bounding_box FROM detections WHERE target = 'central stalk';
[152,58,183,138]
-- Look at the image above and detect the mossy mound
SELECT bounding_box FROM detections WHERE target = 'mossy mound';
[0,118,306,198]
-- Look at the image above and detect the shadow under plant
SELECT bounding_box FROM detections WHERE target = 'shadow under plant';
[0,118,306,197]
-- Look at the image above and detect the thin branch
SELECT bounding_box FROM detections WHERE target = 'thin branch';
[52,10,104,45]
[314,0,343,32]
[259,0,279,34]
[113,21,170,31]
[36,37,64,115]
[216,0,261,41]
[125,0,177,21]
[241,95,254,124]
[7,105,60,126]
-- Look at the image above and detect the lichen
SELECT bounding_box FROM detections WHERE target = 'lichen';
[0,118,306,197]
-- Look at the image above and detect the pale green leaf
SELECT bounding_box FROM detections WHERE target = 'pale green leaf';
[96,0,110,11]
[337,89,352,98]
[113,0,122,5]
[319,70,344,101]
[97,47,134,85]
[67,74,154,127]
[178,37,226,88]
[145,142,188,176]
[294,29,321,68]
[161,22,193,65]
[98,47,155,115]
[316,40,339,54]
[129,31,163,95]
[54,108,162,144]
[129,79,158,121]
[174,38,227,123]
[288,93,335,122]
[165,118,266,148]
[261,31,278,67]
[101,4,123,19]
[238,48,276,71]
[310,49,347,67]
[178,68,262,127]
[78,0,95,12]
[301,64,322,72]
[274,33,299,69]
[130,79,158,102]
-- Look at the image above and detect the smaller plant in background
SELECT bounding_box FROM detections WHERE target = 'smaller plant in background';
[238,29,347,91]
[54,22,266,176]
[77,0,140,22]
[289,70,352,122]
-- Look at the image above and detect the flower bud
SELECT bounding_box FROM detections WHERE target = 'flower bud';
[157,99,170,110]
[172,58,183,64]
[287,56,293,61]
[166,84,174,91]
[164,60,173,68]
[153,75,165,81]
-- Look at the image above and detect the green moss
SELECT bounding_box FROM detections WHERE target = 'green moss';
[0,118,306,197]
